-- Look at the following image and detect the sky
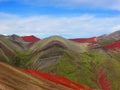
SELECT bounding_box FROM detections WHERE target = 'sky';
[0,0,120,38]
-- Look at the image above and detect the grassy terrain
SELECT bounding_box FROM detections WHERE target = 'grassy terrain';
[0,62,71,90]
[0,35,120,90]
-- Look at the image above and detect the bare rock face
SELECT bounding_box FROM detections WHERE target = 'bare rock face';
[99,30,120,40]
[98,30,120,41]
[98,30,120,45]
[108,30,120,39]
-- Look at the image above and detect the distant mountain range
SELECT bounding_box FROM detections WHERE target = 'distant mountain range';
[0,30,120,90]
[99,30,120,40]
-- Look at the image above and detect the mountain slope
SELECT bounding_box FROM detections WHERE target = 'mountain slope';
[69,37,97,43]
[104,40,120,50]
[20,36,119,89]
[0,31,120,90]
[27,36,89,69]
[98,30,120,45]
[0,62,72,90]
[21,35,40,42]
[0,35,24,63]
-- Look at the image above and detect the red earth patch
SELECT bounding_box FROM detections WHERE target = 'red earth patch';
[24,69,93,90]
[69,37,97,44]
[104,40,120,50]
[21,35,40,42]
[96,68,112,90]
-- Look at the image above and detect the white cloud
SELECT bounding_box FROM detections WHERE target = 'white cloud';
[0,12,120,38]
[0,12,18,18]
[110,25,120,32]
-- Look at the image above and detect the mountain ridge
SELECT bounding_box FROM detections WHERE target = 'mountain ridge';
[0,30,120,90]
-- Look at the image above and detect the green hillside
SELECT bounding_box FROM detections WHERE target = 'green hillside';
[0,35,120,90]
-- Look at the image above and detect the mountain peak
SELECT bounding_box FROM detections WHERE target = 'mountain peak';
[21,35,40,42]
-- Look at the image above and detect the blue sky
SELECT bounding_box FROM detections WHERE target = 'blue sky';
[0,0,120,38]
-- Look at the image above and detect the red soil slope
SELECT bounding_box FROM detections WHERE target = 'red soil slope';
[21,35,40,42]
[25,70,93,90]
[104,40,120,50]
[96,68,112,90]
[21,35,97,44]
[69,37,97,43]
